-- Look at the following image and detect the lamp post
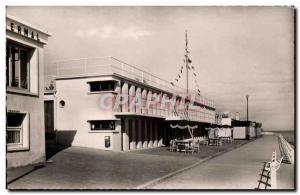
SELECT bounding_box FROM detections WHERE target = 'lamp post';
[246,94,249,121]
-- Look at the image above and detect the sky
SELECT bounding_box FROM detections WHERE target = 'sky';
[6,6,294,131]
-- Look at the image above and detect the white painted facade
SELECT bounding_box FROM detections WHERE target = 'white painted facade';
[233,127,247,139]
[47,57,216,151]
[6,15,51,167]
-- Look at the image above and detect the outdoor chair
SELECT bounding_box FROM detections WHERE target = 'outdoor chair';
[203,137,209,146]
[169,140,177,152]
[185,143,193,154]
[192,140,200,153]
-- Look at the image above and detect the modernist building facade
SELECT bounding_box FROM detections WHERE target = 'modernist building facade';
[46,57,216,151]
[6,15,51,167]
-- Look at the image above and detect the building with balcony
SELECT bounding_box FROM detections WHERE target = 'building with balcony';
[6,15,51,167]
[215,112,236,126]
[45,57,216,151]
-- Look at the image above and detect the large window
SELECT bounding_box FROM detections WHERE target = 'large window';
[89,120,115,130]
[89,81,116,92]
[6,42,32,90]
[7,112,29,151]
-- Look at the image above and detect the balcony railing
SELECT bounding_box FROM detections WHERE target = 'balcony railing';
[112,94,215,124]
[50,56,216,109]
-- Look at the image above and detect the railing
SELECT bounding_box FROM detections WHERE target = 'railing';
[261,132,294,164]
[278,134,294,164]
[50,56,216,109]
[257,150,282,189]
[113,94,215,123]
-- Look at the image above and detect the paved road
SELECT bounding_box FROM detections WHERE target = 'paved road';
[7,140,248,190]
[8,146,198,189]
[148,135,294,189]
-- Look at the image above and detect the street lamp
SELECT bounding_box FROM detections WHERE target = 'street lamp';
[246,94,249,121]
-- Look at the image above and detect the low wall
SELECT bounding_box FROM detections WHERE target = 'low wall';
[261,132,294,164]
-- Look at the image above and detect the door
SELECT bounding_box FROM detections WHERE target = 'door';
[44,100,54,141]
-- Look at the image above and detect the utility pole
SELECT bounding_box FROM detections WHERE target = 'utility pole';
[246,94,249,121]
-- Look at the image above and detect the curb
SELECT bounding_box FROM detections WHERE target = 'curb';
[134,139,255,189]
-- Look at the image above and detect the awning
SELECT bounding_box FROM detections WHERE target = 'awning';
[170,124,198,138]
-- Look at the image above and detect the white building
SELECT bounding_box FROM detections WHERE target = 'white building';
[45,57,216,151]
[215,112,234,126]
[6,15,51,167]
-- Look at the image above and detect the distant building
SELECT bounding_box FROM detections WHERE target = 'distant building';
[232,120,263,139]
[45,57,216,151]
[6,15,51,167]
[215,112,234,126]
[216,112,262,140]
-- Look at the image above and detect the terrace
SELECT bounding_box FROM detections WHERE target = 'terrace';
[52,57,215,123]
[49,56,216,109]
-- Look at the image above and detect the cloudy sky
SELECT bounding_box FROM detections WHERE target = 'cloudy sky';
[7,6,294,130]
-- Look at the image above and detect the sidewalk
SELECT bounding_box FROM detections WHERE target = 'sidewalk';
[7,135,294,190]
[147,135,294,189]
[7,146,198,189]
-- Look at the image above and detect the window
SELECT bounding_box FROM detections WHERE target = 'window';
[6,42,32,90]
[59,100,66,108]
[89,81,116,92]
[7,112,29,151]
[89,120,115,130]
[7,113,24,144]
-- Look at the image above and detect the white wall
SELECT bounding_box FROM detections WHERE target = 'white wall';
[221,118,231,126]
[233,127,246,139]
[248,126,256,138]
[55,76,121,151]
[218,128,232,137]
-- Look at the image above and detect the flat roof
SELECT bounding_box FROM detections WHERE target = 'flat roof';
[7,14,52,36]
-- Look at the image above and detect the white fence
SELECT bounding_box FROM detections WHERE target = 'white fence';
[262,132,294,164]
[278,134,294,164]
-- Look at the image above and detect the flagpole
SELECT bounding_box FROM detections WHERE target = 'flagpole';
[185,30,189,98]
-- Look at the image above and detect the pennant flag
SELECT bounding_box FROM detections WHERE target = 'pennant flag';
[170,82,174,86]
[175,78,178,82]
[188,58,192,63]
[193,73,197,76]
[180,69,183,73]
[198,89,200,93]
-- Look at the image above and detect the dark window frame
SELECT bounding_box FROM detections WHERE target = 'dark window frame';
[89,120,116,130]
[6,112,26,145]
[6,41,32,91]
[88,81,116,92]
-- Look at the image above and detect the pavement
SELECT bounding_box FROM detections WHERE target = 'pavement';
[7,146,197,189]
[7,135,294,190]
[147,135,295,190]
[7,140,248,190]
